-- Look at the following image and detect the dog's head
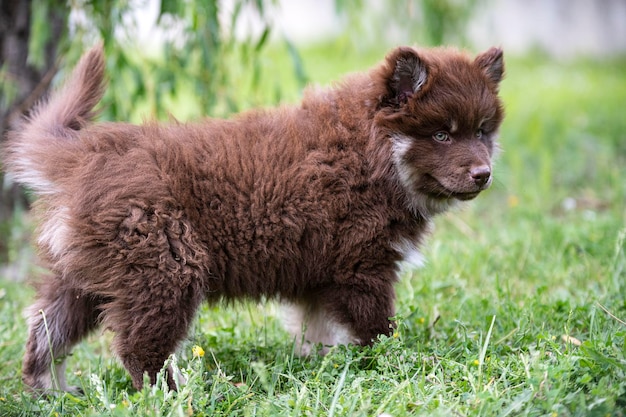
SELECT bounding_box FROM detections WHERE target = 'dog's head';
[373,46,504,216]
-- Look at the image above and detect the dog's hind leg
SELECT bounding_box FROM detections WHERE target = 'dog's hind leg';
[104,276,202,391]
[303,279,396,351]
[22,277,101,393]
[281,301,359,356]
[282,277,396,355]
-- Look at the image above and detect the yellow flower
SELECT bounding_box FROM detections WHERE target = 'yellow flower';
[473,359,480,366]
[393,332,399,338]
[418,317,425,324]
[192,345,205,358]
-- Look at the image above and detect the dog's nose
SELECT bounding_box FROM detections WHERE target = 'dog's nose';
[470,165,491,188]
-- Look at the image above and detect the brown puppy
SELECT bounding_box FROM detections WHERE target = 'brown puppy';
[3,43,504,392]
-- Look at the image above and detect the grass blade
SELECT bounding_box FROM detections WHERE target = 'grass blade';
[328,361,350,417]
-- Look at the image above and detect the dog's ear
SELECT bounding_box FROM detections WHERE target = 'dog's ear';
[475,47,504,84]
[388,48,428,104]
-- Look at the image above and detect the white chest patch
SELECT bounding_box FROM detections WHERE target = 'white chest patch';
[392,237,425,270]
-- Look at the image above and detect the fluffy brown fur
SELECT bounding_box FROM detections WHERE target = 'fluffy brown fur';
[2,43,504,392]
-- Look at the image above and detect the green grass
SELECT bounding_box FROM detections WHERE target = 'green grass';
[1,42,625,416]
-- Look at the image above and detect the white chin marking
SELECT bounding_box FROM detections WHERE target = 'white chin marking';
[281,303,358,356]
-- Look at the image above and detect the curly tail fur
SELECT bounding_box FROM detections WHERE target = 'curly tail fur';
[3,43,106,195]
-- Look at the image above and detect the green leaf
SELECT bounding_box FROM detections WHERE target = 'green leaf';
[255,27,271,53]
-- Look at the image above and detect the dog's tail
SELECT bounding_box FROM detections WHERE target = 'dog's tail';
[3,43,106,195]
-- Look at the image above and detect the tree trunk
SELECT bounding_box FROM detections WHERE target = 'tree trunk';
[0,0,66,261]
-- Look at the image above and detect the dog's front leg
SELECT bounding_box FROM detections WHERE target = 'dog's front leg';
[323,280,397,346]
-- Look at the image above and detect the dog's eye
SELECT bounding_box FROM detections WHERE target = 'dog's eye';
[475,129,484,139]
[433,131,450,142]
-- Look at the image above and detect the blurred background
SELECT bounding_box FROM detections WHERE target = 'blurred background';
[2,3,625,412]
[1,0,625,282]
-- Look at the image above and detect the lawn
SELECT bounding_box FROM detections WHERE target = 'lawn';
[0,41,625,416]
